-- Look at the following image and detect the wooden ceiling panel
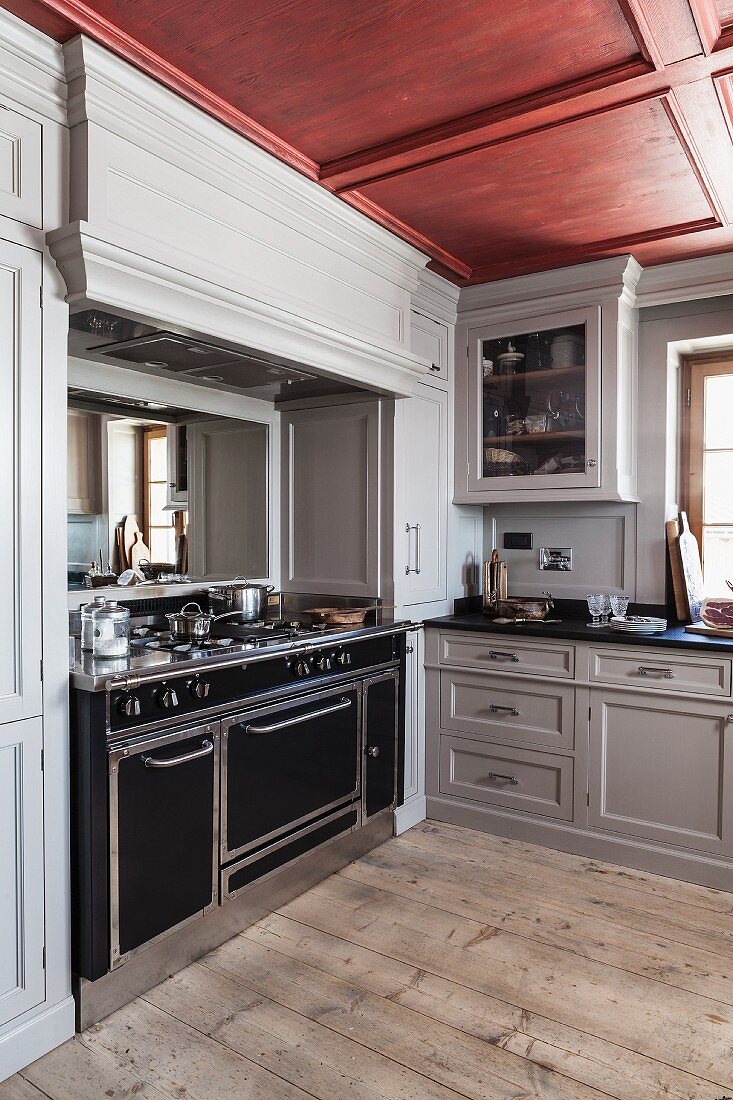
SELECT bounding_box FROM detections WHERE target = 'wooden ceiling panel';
[358,95,719,276]
[48,0,650,164]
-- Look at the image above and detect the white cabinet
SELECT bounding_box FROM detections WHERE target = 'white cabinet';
[0,239,41,725]
[0,105,42,229]
[394,385,448,607]
[588,690,733,856]
[0,716,45,1026]
[454,256,639,504]
[282,402,381,596]
[410,309,449,385]
[67,409,101,515]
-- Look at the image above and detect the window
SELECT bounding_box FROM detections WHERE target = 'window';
[682,357,733,596]
[143,427,176,564]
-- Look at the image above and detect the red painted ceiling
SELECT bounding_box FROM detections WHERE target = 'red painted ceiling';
[9,0,733,284]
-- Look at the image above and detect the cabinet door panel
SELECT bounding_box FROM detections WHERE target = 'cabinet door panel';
[0,105,42,228]
[0,717,45,1025]
[395,386,447,606]
[0,241,41,723]
[67,409,100,514]
[410,310,448,383]
[589,691,733,854]
[282,403,380,596]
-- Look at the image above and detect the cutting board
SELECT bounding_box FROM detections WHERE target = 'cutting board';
[685,623,733,639]
[677,511,704,623]
[123,515,140,568]
[665,517,687,621]
[130,532,151,571]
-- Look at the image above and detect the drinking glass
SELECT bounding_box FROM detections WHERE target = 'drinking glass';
[610,595,630,619]
[586,593,610,627]
[598,593,612,626]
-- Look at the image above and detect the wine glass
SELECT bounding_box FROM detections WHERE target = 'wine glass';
[610,595,630,620]
[586,593,610,627]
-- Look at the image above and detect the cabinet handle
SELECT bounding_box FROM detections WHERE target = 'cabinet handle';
[488,704,520,716]
[366,745,380,758]
[429,363,441,372]
[487,771,518,785]
[587,459,597,468]
[487,650,519,662]
[245,697,351,735]
[405,522,421,575]
[637,665,674,678]
[143,739,213,768]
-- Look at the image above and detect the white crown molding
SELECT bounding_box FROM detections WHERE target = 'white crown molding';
[457,255,642,324]
[412,267,460,325]
[636,252,733,308]
[0,8,66,123]
[48,221,429,398]
[62,36,428,289]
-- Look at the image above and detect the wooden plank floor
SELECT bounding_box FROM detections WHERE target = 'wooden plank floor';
[3,819,733,1099]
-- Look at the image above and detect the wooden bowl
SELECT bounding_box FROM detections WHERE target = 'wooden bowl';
[305,607,369,626]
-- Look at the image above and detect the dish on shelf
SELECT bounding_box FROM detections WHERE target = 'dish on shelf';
[610,615,667,633]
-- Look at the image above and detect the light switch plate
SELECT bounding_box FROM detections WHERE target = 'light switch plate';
[539,547,573,571]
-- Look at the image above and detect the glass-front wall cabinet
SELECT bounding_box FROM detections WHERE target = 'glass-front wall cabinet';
[467,306,600,495]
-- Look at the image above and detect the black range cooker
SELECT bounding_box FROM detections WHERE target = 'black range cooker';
[70,616,409,989]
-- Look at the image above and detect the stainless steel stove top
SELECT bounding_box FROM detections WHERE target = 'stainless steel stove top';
[129,619,337,656]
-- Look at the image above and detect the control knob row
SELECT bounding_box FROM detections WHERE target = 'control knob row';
[116,676,210,717]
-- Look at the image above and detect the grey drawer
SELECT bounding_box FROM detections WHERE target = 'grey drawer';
[589,647,731,697]
[439,632,575,679]
[439,735,574,821]
[440,670,575,750]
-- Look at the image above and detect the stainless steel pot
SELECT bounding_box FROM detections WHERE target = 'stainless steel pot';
[206,578,275,622]
[166,602,245,643]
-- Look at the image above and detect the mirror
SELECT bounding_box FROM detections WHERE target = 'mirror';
[67,389,269,589]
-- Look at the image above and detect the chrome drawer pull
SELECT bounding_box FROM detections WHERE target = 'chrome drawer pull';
[488,650,520,662]
[143,739,213,768]
[245,697,351,735]
[637,666,674,678]
[488,704,520,716]
[487,771,518,785]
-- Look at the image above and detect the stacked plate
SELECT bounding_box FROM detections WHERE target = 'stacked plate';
[610,615,667,634]
[550,332,584,369]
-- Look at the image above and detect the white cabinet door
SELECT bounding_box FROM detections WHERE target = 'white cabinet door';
[0,716,45,1026]
[394,385,447,607]
[410,310,448,385]
[0,240,41,724]
[67,409,100,514]
[282,402,381,596]
[589,690,733,856]
[166,423,188,508]
[0,105,42,229]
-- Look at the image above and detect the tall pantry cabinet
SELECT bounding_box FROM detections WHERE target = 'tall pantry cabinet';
[0,13,75,1082]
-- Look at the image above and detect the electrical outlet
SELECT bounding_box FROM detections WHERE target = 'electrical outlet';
[539,547,573,571]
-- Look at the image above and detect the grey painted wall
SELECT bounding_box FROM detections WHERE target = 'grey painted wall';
[482,295,733,605]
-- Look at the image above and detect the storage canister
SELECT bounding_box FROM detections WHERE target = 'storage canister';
[81,595,107,652]
[91,601,131,659]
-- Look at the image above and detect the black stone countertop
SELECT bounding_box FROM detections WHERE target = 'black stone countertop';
[423,612,733,654]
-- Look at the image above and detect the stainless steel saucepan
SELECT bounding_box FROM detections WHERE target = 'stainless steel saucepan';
[206,578,275,622]
[166,602,246,643]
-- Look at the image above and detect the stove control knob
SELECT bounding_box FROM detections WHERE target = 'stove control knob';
[118,693,141,718]
[189,677,210,700]
[295,659,311,677]
[316,654,333,672]
[337,651,352,667]
[157,685,179,709]
[366,745,380,758]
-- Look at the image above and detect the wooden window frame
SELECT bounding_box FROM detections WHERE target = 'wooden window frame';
[142,426,174,563]
[680,352,733,570]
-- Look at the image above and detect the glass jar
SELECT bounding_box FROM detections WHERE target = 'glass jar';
[81,595,107,652]
[91,601,131,659]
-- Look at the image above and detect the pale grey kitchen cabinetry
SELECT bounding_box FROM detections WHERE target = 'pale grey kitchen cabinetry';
[588,690,733,856]
[281,401,382,596]
[426,627,733,888]
[0,104,42,228]
[410,309,449,384]
[165,423,188,509]
[67,409,101,515]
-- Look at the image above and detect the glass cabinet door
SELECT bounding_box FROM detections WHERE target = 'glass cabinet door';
[467,306,600,494]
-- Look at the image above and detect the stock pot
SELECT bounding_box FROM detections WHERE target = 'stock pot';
[207,578,275,622]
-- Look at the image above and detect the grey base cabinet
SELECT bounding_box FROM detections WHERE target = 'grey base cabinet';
[588,690,733,856]
[426,628,733,890]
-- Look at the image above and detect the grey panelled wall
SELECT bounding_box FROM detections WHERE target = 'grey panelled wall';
[282,402,381,596]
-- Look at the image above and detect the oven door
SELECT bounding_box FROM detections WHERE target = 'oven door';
[108,722,219,969]
[221,684,360,863]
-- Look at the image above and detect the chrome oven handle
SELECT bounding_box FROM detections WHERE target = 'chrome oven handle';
[245,696,352,736]
[142,739,214,768]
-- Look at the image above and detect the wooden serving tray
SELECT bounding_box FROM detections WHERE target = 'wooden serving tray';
[685,623,733,639]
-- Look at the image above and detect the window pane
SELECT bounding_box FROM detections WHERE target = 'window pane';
[702,527,733,597]
[148,434,168,481]
[149,527,175,563]
[148,481,168,523]
[703,451,733,523]
[704,374,733,449]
